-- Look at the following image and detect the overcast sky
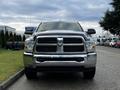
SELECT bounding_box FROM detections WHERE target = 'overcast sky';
[0,0,112,35]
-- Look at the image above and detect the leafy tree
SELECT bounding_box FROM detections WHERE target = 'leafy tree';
[4,31,9,46]
[18,35,22,41]
[23,35,26,41]
[0,30,5,48]
[13,33,17,41]
[99,0,120,35]
[9,32,14,42]
[15,35,22,41]
[16,35,19,41]
[0,31,2,47]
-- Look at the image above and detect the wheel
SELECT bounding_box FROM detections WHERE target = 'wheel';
[25,67,37,79]
[115,45,118,48]
[83,67,96,79]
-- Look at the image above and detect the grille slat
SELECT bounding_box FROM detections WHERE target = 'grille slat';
[36,43,57,46]
[63,43,84,46]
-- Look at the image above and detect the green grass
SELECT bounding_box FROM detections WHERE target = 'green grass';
[0,48,24,83]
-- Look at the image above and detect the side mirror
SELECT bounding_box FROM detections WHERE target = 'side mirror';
[24,27,36,35]
[87,29,96,34]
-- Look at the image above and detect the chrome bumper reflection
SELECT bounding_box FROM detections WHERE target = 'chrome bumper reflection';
[23,52,97,68]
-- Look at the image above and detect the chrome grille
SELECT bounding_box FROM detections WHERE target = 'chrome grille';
[36,37,57,52]
[63,37,84,52]
[35,37,84,53]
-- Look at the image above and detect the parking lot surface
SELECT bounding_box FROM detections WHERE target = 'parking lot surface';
[8,46,120,90]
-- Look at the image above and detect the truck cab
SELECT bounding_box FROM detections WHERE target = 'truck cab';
[23,21,97,79]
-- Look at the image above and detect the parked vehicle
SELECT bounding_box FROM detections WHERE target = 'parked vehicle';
[109,40,117,47]
[97,38,105,46]
[23,21,97,79]
[114,40,120,48]
[104,39,110,46]
[6,41,24,50]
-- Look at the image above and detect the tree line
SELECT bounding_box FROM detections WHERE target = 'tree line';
[0,30,25,48]
[99,0,120,35]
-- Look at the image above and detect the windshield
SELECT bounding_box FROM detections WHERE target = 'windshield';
[37,22,83,32]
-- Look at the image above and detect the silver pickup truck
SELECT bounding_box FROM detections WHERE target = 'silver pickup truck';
[24,21,97,79]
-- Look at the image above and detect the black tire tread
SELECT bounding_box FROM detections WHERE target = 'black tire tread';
[25,68,37,79]
[83,67,96,79]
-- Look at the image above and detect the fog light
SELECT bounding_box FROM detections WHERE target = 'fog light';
[76,58,84,62]
[36,58,45,62]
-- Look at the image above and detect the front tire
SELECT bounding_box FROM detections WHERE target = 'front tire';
[25,67,37,79]
[83,67,96,79]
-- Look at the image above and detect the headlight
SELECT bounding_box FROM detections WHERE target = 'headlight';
[24,37,34,53]
[86,41,96,53]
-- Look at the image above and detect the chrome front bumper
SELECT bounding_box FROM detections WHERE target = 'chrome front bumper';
[23,52,97,69]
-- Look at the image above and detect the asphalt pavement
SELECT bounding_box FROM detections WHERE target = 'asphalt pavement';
[7,46,120,90]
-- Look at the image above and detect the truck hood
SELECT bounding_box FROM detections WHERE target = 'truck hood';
[33,30,87,40]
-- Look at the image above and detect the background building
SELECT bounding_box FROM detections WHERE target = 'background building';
[0,25,16,34]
